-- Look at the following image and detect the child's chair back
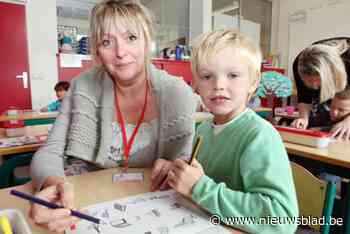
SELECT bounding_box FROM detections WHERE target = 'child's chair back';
[291,162,337,234]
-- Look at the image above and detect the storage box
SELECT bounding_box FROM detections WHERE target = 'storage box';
[275,126,332,148]
[0,209,32,234]
[2,120,25,137]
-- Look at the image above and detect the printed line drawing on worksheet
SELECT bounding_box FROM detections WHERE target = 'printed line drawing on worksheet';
[66,190,230,234]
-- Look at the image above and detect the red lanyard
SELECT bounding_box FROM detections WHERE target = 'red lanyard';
[115,81,149,171]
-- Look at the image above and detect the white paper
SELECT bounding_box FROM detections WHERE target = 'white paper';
[66,190,230,234]
[112,172,144,182]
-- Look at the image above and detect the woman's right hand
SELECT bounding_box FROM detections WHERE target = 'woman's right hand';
[29,181,79,233]
[291,117,309,129]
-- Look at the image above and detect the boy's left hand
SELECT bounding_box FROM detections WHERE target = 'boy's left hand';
[331,116,350,141]
[167,159,204,198]
[150,159,173,191]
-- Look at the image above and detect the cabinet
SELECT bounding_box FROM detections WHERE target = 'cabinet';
[57,55,194,85]
[261,66,285,74]
[57,54,93,82]
[152,59,193,85]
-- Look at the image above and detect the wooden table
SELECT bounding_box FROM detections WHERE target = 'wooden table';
[285,140,350,169]
[0,112,58,122]
[285,140,350,233]
[0,168,244,234]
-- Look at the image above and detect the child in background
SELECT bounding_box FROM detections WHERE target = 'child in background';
[309,88,350,135]
[329,88,350,136]
[167,29,298,233]
[40,81,70,112]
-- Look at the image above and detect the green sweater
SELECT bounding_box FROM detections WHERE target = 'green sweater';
[192,109,298,234]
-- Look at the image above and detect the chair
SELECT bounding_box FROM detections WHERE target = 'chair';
[291,162,337,234]
[0,153,33,188]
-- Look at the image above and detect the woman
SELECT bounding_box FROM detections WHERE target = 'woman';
[291,38,350,140]
[29,0,196,231]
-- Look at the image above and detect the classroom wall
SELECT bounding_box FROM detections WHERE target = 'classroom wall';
[161,0,189,41]
[213,14,261,47]
[271,0,350,78]
[147,0,189,51]
[189,0,212,43]
[241,0,271,56]
[26,0,58,110]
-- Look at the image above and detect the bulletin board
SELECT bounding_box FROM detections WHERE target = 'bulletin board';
[288,0,350,78]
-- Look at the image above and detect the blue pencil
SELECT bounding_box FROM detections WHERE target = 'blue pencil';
[10,189,100,224]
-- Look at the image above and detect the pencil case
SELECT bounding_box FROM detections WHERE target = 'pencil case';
[275,126,332,148]
[0,209,32,234]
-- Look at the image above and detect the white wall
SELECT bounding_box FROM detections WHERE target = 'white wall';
[149,0,189,52]
[26,0,58,109]
[270,0,279,53]
[189,0,212,43]
[162,0,189,40]
[213,14,261,47]
[272,0,350,78]
[271,0,289,70]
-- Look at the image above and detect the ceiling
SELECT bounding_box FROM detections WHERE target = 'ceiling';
[57,0,95,19]
[56,0,152,20]
[56,0,241,20]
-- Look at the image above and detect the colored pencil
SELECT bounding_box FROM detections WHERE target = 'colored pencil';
[10,190,100,224]
[189,135,203,165]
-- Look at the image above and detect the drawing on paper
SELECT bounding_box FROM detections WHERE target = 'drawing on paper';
[66,190,231,234]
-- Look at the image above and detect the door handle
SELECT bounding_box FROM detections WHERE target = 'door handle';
[16,72,28,89]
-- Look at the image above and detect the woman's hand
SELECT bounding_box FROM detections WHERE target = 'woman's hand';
[331,116,350,141]
[291,117,309,129]
[150,159,173,191]
[29,181,79,233]
[167,159,204,198]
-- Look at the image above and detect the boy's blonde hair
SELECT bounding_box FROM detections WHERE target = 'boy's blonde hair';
[191,29,262,98]
[298,44,347,103]
[90,0,154,66]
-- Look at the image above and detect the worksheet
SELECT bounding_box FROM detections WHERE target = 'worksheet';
[66,190,231,234]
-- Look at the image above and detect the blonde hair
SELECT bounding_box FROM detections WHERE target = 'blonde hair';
[321,39,350,54]
[191,29,262,98]
[298,44,347,103]
[90,0,154,66]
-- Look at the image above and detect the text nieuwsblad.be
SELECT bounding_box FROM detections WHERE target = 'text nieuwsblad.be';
[209,214,343,226]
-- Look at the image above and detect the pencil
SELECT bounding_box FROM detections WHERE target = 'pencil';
[188,135,203,165]
[10,190,100,224]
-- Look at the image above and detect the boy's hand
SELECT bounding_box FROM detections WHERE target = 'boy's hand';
[150,159,173,191]
[331,116,350,141]
[168,159,204,198]
[291,117,308,129]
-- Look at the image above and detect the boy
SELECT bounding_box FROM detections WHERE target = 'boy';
[40,81,70,112]
[167,29,298,233]
[307,88,350,137]
[329,88,350,139]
